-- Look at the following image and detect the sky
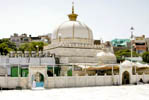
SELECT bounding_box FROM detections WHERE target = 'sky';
[0,0,149,41]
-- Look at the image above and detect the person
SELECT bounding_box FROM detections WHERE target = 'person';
[32,80,36,88]
[139,78,144,83]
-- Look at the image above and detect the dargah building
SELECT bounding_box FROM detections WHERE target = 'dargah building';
[1,3,149,90]
[44,3,116,64]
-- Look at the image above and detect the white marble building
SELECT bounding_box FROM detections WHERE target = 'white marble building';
[44,3,116,64]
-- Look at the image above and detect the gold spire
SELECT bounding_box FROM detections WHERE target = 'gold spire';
[68,2,78,21]
[72,1,74,14]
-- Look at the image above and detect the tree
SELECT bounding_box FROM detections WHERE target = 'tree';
[18,41,45,52]
[115,49,139,63]
[0,39,16,50]
[0,39,16,55]
[142,52,149,63]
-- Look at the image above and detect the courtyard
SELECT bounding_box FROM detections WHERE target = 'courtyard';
[1,85,149,100]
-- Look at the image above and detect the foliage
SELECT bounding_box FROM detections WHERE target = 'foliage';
[18,41,45,52]
[0,39,46,55]
[142,52,149,63]
[115,49,139,63]
[116,56,125,63]
[115,49,139,57]
[0,39,16,55]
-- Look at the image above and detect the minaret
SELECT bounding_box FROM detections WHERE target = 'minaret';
[68,2,78,21]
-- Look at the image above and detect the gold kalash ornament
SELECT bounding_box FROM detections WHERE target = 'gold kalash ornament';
[68,2,78,21]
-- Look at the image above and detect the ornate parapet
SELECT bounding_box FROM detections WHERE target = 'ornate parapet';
[17,51,23,57]
[9,51,16,57]
[51,38,94,45]
[31,51,36,57]
[24,51,30,57]
[45,42,103,50]
[8,51,55,58]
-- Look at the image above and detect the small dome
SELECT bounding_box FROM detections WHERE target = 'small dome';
[52,21,93,44]
[121,60,133,67]
[97,51,117,64]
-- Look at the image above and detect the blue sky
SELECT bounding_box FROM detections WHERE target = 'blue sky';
[0,0,149,41]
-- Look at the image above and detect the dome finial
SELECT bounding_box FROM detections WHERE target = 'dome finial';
[68,1,78,21]
[72,1,74,14]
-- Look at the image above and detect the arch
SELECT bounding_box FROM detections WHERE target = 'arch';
[122,71,130,85]
[32,72,44,88]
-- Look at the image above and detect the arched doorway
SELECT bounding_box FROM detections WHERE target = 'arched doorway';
[32,72,44,88]
[122,71,130,85]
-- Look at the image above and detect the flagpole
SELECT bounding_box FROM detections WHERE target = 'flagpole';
[130,27,136,74]
[130,27,134,63]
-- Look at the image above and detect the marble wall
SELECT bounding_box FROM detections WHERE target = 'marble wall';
[48,47,103,63]
[1,74,149,89]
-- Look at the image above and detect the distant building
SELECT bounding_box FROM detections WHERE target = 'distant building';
[111,36,149,54]
[29,35,41,42]
[134,35,147,54]
[111,39,130,47]
[38,33,52,44]
[145,38,149,51]
[111,39,131,53]
[10,33,52,47]
[10,33,31,47]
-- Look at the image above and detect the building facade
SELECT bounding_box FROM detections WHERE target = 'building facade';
[10,33,31,47]
[111,39,131,53]
[134,35,147,54]
[111,36,149,54]
[145,38,149,51]
[10,33,51,47]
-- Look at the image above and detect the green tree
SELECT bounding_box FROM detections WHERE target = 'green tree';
[0,39,16,55]
[115,49,139,63]
[0,39,16,50]
[19,41,45,52]
[19,43,35,52]
[142,52,149,63]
